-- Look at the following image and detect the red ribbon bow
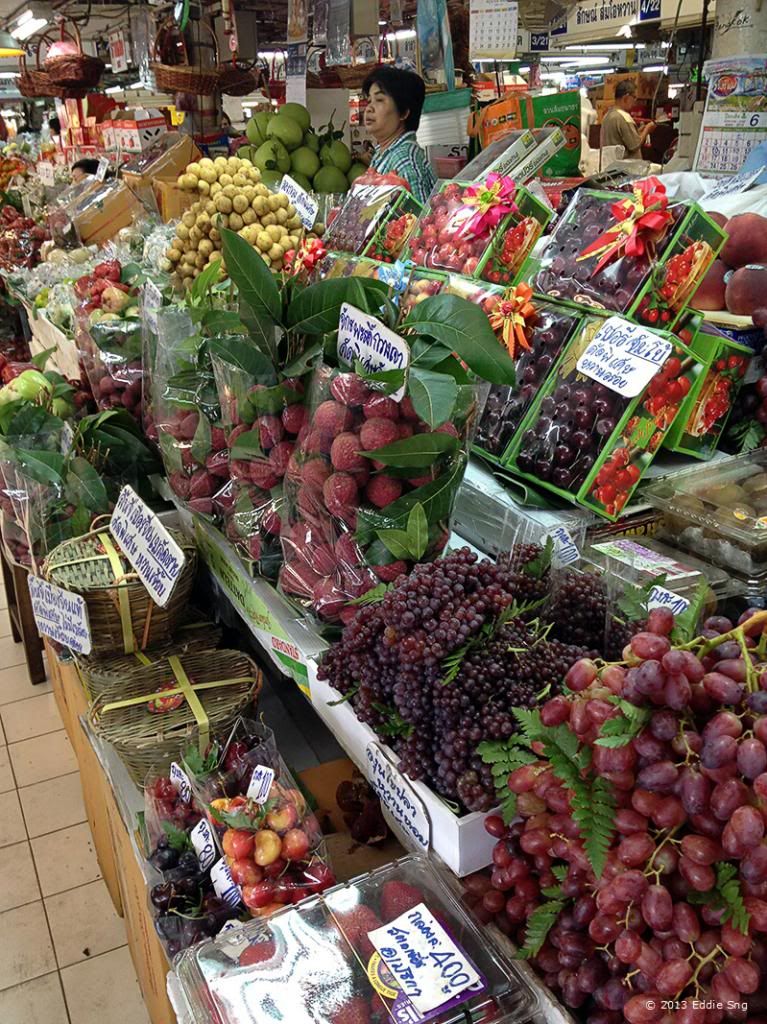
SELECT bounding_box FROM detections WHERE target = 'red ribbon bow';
[577,177,673,276]
[489,283,537,358]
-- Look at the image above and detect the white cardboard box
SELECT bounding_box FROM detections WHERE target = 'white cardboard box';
[309,661,496,876]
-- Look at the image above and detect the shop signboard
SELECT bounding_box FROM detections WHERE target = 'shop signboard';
[694,54,767,176]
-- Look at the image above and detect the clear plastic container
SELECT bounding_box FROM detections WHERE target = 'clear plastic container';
[644,450,767,581]
[168,854,540,1024]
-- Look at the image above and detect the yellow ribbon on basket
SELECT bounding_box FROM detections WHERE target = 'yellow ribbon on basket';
[99,657,255,755]
[99,532,136,655]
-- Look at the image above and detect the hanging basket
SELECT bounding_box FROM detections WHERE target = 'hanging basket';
[43,20,105,89]
[89,650,262,786]
[18,35,87,99]
[43,526,197,657]
[332,41,390,91]
[218,57,257,97]
[151,20,221,97]
[77,610,223,702]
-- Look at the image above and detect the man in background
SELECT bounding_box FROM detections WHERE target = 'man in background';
[601,81,655,159]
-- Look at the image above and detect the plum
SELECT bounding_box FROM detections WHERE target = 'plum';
[705,210,729,230]
[726,265,767,316]
[691,259,727,312]
[720,213,767,269]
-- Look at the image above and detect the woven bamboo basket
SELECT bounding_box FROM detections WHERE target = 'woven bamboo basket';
[218,58,257,97]
[43,527,197,657]
[151,21,221,97]
[18,35,85,100]
[333,42,390,90]
[89,650,262,786]
[43,20,105,90]
[77,613,223,702]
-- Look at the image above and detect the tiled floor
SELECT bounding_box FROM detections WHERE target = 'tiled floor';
[0,587,151,1024]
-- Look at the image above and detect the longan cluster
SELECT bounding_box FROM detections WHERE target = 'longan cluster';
[166,155,304,287]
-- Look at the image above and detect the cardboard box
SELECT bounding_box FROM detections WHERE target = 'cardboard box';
[604,71,666,101]
[122,134,201,220]
[118,108,168,153]
[72,179,145,247]
[152,179,195,222]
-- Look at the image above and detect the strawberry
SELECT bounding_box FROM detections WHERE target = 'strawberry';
[238,940,276,966]
[333,905,382,959]
[330,996,370,1024]
[380,880,424,922]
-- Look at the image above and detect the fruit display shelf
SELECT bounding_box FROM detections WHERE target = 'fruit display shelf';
[323,181,423,263]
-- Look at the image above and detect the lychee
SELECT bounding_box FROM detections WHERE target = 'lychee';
[312,576,347,619]
[330,372,370,406]
[249,461,280,490]
[323,473,358,516]
[301,458,332,492]
[408,469,437,488]
[307,543,337,576]
[362,394,399,420]
[230,459,250,481]
[228,423,250,448]
[211,426,227,450]
[360,417,399,451]
[330,432,367,472]
[168,472,190,500]
[280,561,321,599]
[282,403,306,435]
[268,441,295,477]
[189,469,213,498]
[335,531,364,567]
[181,448,198,470]
[400,396,419,420]
[206,450,230,478]
[262,506,282,534]
[246,535,262,560]
[435,421,460,438]
[366,475,403,508]
[187,497,214,515]
[313,400,354,438]
[398,422,414,439]
[372,560,409,582]
[259,414,284,450]
[178,411,199,440]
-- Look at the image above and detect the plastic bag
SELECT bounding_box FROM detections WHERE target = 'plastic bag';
[279,356,480,625]
[190,722,335,915]
[211,340,306,575]
[323,177,421,260]
[152,333,231,519]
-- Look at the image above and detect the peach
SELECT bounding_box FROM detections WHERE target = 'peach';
[254,828,283,866]
[725,265,767,316]
[720,213,767,268]
[691,259,727,311]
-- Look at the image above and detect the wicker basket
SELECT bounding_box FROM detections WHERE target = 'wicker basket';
[151,20,221,97]
[218,58,257,97]
[332,42,390,90]
[43,527,197,657]
[43,20,105,90]
[89,650,262,786]
[18,35,86,99]
[77,612,223,702]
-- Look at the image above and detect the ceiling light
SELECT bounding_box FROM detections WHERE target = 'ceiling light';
[0,72,18,78]
[565,43,641,50]
[11,16,47,41]
[578,68,617,75]
[643,64,668,72]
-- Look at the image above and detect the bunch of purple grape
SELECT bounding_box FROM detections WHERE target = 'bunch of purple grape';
[464,605,767,1023]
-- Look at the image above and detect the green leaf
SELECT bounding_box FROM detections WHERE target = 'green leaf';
[162,821,192,852]
[409,368,458,429]
[407,503,428,561]
[523,538,554,580]
[31,345,57,370]
[410,338,452,369]
[13,449,65,486]
[282,340,323,378]
[360,432,458,469]
[201,309,247,334]
[190,259,223,306]
[517,899,567,958]
[6,404,63,439]
[65,456,108,513]
[353,361,407,395]
[208,336,277,382]
[356,455,465,546]
[191,414,212,465]
[595,700,651,748]
[230,430,264,461]
[688,862,750,934]
[348,583,391,606]
[286,278,388,335]
[376,528,412,560]
[617,574,668,623]
[403,294,516,385]
[221,229,281,360]
[159,431,184,475]
[670,578,709,645]
[68,503,91,537]
[370,702,413,738]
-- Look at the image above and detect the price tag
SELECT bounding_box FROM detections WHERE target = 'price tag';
[576,316,672,398]
[648,584,690,616]
[59,421,75,454]
[190,818,217,870]
[169,762,192,804]
[96,157,110,182]
[109,485,186,607]
[27,576,91,654]
[365,742,430,850]
[279,173,318,230]
[337,303,410,401]
[703,165,765,201]
[246,764,275,803]
[37,162,55,187]
[547,525,580,566]
[211,858,242,907]
[368,903,484,1014]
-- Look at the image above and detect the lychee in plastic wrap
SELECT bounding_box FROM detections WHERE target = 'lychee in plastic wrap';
[211,345,307,577]
[279,358,479,625]
[188,722,335,917]
[75,305,144,423]
[152,336,231,520]
[168,854,540,1024]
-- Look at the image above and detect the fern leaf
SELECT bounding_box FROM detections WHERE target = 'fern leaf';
[517,898,566,958]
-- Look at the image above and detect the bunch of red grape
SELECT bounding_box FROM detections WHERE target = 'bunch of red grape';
[464,605,767,1023]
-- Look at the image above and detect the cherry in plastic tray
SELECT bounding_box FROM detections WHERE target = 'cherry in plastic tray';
[170,855,539,1024]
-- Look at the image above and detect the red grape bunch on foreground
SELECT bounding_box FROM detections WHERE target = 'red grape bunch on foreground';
[467,605,767,1024]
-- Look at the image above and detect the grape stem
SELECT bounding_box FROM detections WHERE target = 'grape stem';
[735,630,759,693]
[644,825,681,880]
[677,944,725,1001]
[692,610,767,658]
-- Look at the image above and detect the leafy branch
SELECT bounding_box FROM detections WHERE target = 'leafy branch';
[478,735,538,825]
[595,698,651,748]
[517,889,569,958]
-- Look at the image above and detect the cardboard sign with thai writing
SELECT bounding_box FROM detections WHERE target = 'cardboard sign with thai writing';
[109,485,186,607]
[338,304,409,400]
[368,903,483,1015]
[191,818,217,870]
[547,525,580,566]
[246,765,275,803]
[365,742,429,850]
[279,174,317,229]
[577,316,672,398]
[37,162,55,187]
[169,762,192,803]
[211,858,242,907]
[27,576,92,654]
